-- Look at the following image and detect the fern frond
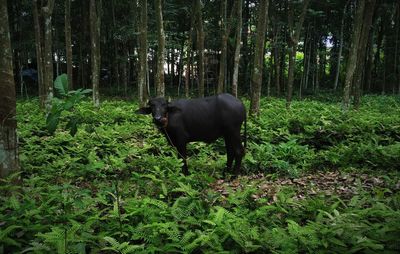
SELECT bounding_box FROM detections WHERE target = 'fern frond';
[143,198,168,210]
[0,225,21,240]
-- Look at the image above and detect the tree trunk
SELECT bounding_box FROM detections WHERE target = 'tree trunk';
[232,0,243,98]
[286,0,310,109]
[273,25,281,96]
[241,0,250,92]
[178,40,184,96]
[32,0,44,107]
[0,0,19,178]
[65,0,73,90]
[305,32,312,90]
[249,0,269,116]
[334,0,350,91]
[90,0,101,107]
[217,0,228,94]
[300,25,310,99]
[195,0,205,97]
[122,44,128,98]
[353,0,376,109]
[42,0,55,112]
[185,31,192,98]
[111,0,120,90]
[365,27,374,92]
[138,0,148,106]
[343,0,366,110]
[155,0,165,97]
[394,3,400,94]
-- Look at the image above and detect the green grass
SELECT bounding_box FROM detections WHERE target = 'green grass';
[1,95,399,253]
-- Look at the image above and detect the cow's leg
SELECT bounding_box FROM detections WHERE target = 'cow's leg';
[232,132,245,175]
[224,136,234,178]
[176,142,189,175]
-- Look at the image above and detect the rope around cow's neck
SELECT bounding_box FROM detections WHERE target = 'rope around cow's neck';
[162,126,187,161]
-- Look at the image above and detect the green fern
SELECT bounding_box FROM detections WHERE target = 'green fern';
[0,225,21,247]
[37,227,66,254]
[102,236,144,253]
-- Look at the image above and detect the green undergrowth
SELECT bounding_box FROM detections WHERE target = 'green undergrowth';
[1,95,399,253]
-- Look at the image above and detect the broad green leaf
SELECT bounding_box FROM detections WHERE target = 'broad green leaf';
[54,73,69,97]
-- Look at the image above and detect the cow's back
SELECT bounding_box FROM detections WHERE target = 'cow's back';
[169,94,245,142]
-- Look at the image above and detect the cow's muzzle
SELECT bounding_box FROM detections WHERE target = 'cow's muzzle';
[154,116,168,128]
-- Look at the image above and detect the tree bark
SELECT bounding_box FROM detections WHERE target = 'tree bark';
[272,23,281,96]
[217,0,228,94]
[394,3,400,94]
[155,0,166,97]
[286,0,310,109]
[33,0,45,107]
[232,0,242,98]
[185,18,194,99]
[334,0,350,91]
[138,0,148,106]
[241,0,250,91]
[111,0,120,90]
[249,0,269,116]
[65,0,73,90]
[90,0,101,107]
[42,0,55,112]
[0,0,19,178]
[122,44,128,98]
[343,0,366,110]
[353,0,376,109]
[185,32,192,98]
[195,0,205,97]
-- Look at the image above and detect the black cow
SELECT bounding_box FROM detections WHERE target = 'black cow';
[136,93,247,176]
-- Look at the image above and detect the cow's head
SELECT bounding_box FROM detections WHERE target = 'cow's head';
[136,97,171,128]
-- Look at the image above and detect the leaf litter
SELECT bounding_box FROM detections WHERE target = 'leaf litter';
[210,171,399,204]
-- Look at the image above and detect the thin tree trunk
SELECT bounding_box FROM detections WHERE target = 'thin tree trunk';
[33,0,45,107]
[155,0,165,97]
[365,28,374,92]
[305,33,312,90]
[184,8,195,98]
[286,0,310,109]
[217,0,228,94]
[111,0,120,90]
[90,0,101,107]
[273,25,281,96]
[195,0,205,97]
[300,25,310,99]
[343,0,366,110]
[170,50,175,87]
[42,0,55,112]
[122,44,128,98]
[334,0,350,91]
[267,52,272,97]
[249,0,269,116]
[185,32,192,98]
[65,0,73,90]
[242,0,250,92]
[178,40,184,96]
[232,0,243,98]
[138,0,148,106]
[394,3,400,94]
[0,0,19,178]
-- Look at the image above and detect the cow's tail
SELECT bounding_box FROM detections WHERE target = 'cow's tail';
[243,113,247,152]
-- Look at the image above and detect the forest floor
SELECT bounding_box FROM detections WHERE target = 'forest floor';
[1,95,399,253]
[211,171,400,204]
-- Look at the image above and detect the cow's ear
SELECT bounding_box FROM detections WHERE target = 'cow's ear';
[135,107,152,115]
